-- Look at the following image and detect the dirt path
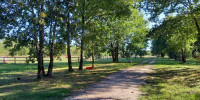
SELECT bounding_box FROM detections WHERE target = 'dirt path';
[64,60,156,100]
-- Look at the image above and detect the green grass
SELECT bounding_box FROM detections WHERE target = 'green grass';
[0,57,147,100]
[141,58,200,100]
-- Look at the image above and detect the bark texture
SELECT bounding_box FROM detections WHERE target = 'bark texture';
[37,2,45,79]
[67,3,73,72]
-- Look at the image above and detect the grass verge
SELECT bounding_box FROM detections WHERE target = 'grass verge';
[141,58,200,100]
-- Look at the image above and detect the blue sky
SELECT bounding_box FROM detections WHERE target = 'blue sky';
[142,10,166,50]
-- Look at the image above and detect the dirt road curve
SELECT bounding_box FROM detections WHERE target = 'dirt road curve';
[64,60,155,100]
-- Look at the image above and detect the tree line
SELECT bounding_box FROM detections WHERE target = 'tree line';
[141,0,200,63]
[0,0,148,79]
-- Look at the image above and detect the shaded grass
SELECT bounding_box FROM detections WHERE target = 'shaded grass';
[141,58,200,100]
[0,57,148,100]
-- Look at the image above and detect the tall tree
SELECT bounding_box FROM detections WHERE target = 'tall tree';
[66,0,73,72]
[37,0,46,79]
[2,0,51,78]
[0,0,46,78]
[78,0,85,70]
[74,0,136,69]
[140,0,200,47]
[149,15,197,62]
[46,0,60,77]
[104,7,148,62]
[151,35,167,57]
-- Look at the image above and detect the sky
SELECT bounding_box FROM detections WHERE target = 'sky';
[142,10,166,50]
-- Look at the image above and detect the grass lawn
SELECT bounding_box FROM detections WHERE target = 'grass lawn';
[0,57,148,100]
[141,58,200,100]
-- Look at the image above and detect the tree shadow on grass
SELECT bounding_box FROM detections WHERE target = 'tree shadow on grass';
[148,67,200,87]
[0,84,72,100]
[0,67,127,100]
[143,66,200,99]
[153,58,200,66]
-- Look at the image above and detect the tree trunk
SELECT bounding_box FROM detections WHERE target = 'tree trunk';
[41,59,45,76]
[79,0,85,70]
[47,37,53,77]
[31,13,41,79]
[79,39,84,70]
[31,6,41,78]
[111,43,115,62]
[47,13,53,77]
[181,49,186,63]
[187,0,200,47]
[115,48,118,62]
[41,5,45,77]
[192,15,200,35]
[193,17,200,46]
[161,53,165,57]
[92,42,94,68]
[189,9,200,47]
[115,41,119,62]
[174,54,177,60]
[67,4,73,72]
[47,11,57,77]
[47,48,53,77]
[37,3,45,79]
[37,56,41,79]
[122,44,125,58]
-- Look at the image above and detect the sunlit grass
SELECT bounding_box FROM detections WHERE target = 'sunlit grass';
[0,57,147,100]
[141,58,200,100]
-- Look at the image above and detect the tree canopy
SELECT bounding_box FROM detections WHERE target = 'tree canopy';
[0,0,149,79]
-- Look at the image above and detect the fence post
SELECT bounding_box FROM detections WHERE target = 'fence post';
[26,57,28,64]
[3,57,4,63]
[14,57,16,64]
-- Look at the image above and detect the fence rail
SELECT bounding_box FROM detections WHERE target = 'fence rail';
[0,57,28,64]
[0,55,115,64]
[0,56,80,64]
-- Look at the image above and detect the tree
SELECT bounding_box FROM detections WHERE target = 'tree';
[46,0,60,77]
[151,35,167,57]
[149,15,197,62]
[73,0,136,68]
[140,0,200,48]
[1,0,56,78]
[84,19,107,67]
[66,0,74,72]
[1,0,149,78]
[104,7,148,62]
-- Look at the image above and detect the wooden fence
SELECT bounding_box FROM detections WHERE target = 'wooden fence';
[66,57,80,62]
[99,55,112,59]
[0,56,80,64]
[0,57,29,64]
[0,55,116,64]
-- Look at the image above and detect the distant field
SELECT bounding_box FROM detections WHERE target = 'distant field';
[141,58,200,100]
[0,57,148,100]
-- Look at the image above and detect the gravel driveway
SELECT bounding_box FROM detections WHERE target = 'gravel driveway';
[64,60,155,100]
